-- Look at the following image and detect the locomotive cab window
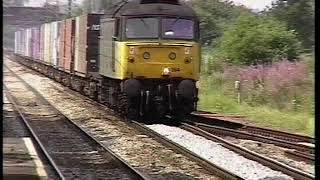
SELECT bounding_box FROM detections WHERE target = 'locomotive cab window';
[162,18,195,40]
[125,17,197,40]
[125,18,159,39]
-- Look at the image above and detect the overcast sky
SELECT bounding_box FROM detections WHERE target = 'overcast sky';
[25,0,276,11]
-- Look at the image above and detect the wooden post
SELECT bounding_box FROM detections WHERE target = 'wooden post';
[235,81,241,104]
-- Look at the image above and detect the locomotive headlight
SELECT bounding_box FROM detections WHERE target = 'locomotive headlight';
[169,52,176,60]
[162,67,171,76]
[184,57,192,64]
[143,52,151,60]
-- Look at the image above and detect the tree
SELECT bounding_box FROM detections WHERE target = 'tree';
[189,0,252,46]
[265,0,314,50]
[212,14,301,65]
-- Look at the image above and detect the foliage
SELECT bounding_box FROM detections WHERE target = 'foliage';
[264,0,314,50]
[198,90,314,136]
[199,56,314,136]
[201,58,314,114]
[212,14,301,65]
[189,0,252,46]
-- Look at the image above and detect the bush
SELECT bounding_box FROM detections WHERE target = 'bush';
[212,14,301,65]
[205,59,313,113]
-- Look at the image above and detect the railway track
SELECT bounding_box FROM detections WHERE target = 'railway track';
[6,58,227,179]
[188,122,314,156]
[190,112,315,158]
[130,121,243,180]
[180,123,314,180]
[5,59,246,179]
[4,66,147,180]
[6,56,314,180]
[191,112,315,144]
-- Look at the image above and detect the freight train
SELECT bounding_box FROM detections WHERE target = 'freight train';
[13,0,201,120]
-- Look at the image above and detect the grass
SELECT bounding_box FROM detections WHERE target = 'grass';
[197,52,314,137]
[198,88,314,137]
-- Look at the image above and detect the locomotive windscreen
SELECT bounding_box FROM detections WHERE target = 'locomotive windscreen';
[125,17,196,40]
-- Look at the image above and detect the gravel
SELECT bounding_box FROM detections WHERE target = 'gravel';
[147,124,293,180]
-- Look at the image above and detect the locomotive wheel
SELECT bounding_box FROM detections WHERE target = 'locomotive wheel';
[118,94,138,121]
[175,98,194,120]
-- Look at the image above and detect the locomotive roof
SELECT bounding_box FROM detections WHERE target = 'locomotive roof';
[103,0,197,19]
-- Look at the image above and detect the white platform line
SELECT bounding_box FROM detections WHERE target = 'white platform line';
[23,137,48,178]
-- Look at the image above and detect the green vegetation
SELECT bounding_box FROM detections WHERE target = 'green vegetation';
[265,0,314,50]
[198,70,314,136]
[189,0,251,45]
[212,14,301,65]
[191,0,314,136]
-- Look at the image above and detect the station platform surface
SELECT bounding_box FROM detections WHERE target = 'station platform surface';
[3,137,48,180]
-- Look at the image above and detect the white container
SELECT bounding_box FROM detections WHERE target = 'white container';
[44,23,52,64]
[50,21,60,67]
[26,28,32,57]
[14,31,18,54]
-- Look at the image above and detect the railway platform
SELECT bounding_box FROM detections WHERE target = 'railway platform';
[3,138,48,179]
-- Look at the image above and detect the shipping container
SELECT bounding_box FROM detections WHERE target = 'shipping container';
[17,31,22,55]
[50,21,60,67]
[59,20,66,69]
[14,31,18,54]
[74,14,101,77]
[31,26,41,60]
[27,28,32,57]
[40,24,45,61]
[64,18,76,72]
[25,29,29,56]
[44,23,52,64]
[21,29,26,56]
[14,31,21,54]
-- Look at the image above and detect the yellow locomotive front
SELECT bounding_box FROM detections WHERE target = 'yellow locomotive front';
[123,17,200,80]
[99,0,201,119]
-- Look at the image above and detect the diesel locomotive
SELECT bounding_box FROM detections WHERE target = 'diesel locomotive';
[14,0,201,120]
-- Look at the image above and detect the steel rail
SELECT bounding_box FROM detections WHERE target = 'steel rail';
[4,65,149,180]
[191,113,315,144]
[5,59,238,179]
[284,150,315,163]
[6,60,237,180]
[189,122,314,155]
[130,121,244,180]
[180,123,314,180]
[4,85,66,180]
